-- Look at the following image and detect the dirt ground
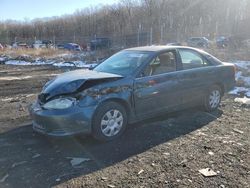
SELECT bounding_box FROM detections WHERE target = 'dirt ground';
[0,65,249,188]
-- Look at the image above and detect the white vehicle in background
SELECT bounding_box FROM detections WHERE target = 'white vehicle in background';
[12,42,28,49]
[32,40,54,49]
[33,40,46,49]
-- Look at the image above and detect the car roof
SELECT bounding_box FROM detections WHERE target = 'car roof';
[125,45,201,53]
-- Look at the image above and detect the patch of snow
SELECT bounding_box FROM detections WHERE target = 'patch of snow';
[231,61,250,90]
[234,97,250,105]
[229,87,250,95]
[5,60,32,65]
[0,75,32,81]
[5,60,55,66]
[52,62,77,67]
[235,71,242,81]
[34,60,54,65]
[241,76,250,87]
[246,90,250,97]
[232,61,250,70]
[78,63,98,68]
[52,61,97,68]
[73,61,87,68]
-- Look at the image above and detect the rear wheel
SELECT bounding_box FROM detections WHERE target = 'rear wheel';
[204,85,222,112]
[92,101,127,141]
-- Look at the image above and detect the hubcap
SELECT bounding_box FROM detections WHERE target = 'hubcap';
[101,109,123,137]
[209,90,220,109]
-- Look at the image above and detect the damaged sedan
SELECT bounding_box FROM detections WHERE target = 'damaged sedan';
[30,46,235,141]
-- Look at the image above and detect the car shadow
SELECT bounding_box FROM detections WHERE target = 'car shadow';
[0,108,222,188]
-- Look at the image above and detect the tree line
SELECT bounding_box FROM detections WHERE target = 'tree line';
[0,0,249,44]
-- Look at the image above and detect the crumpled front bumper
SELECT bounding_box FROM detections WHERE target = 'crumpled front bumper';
[29,102,96,137]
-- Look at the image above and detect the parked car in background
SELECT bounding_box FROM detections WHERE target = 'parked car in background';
[90,37,111,50]
[12,42,28,49]
[33,40,46,49]
[187,37,209,48]
[56,44,65,49]
[33,40,53,49]
[63,43,82,51]
[216,36,229,48]
[30,46,235,141]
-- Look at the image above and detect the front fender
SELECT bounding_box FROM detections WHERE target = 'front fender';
[77,85,133,108]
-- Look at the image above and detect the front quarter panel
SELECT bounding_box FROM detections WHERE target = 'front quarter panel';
[77,77,134,118]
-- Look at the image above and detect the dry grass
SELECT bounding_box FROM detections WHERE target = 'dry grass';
[0,48,70,58]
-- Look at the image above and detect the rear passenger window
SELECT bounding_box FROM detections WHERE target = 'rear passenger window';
[179,49,210,70]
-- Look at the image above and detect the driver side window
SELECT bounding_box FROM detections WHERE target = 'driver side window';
[141,51,176,77]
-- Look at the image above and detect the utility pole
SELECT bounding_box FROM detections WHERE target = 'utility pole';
[160,25,163,44]
[95,34,97,51]
[150,27,153,45]
[73,32,76,43]
[137,23,141,47]
[53,36,56,49]
[160,23,166,44]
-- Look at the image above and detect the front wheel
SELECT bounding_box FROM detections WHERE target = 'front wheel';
[92,101,127,141]
[204,85,222,112]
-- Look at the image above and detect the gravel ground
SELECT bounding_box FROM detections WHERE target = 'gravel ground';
[0,65,249,188]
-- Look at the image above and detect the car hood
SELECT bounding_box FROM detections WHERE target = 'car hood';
[41,69,123,101]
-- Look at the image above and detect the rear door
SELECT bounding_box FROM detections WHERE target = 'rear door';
[177,48,216,105]
[133,50,183,118]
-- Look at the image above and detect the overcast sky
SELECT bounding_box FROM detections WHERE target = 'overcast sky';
[0,0,120,21]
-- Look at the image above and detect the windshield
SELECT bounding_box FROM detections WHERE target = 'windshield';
[94,51,151,76]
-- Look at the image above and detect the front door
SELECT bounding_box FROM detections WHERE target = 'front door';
[133,50,182,118]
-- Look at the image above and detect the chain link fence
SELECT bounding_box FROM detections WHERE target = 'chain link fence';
[1,27,249,51]
[0,29,182,50]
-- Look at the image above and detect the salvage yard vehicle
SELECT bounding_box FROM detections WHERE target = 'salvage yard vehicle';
[90,37,111,51]
[63,43,82,51]
[29,46,235,141]
[187,37,210,48]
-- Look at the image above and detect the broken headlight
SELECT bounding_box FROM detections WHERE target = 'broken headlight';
[43,97,76,110]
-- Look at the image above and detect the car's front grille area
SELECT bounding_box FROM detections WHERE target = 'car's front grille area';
[38,93,49,104]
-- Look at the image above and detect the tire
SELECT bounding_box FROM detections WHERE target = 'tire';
[92,101,127,141]
[204,85,222,112]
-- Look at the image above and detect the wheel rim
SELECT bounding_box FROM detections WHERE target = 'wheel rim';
[209,90,220,109]
[100,109,123,137]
